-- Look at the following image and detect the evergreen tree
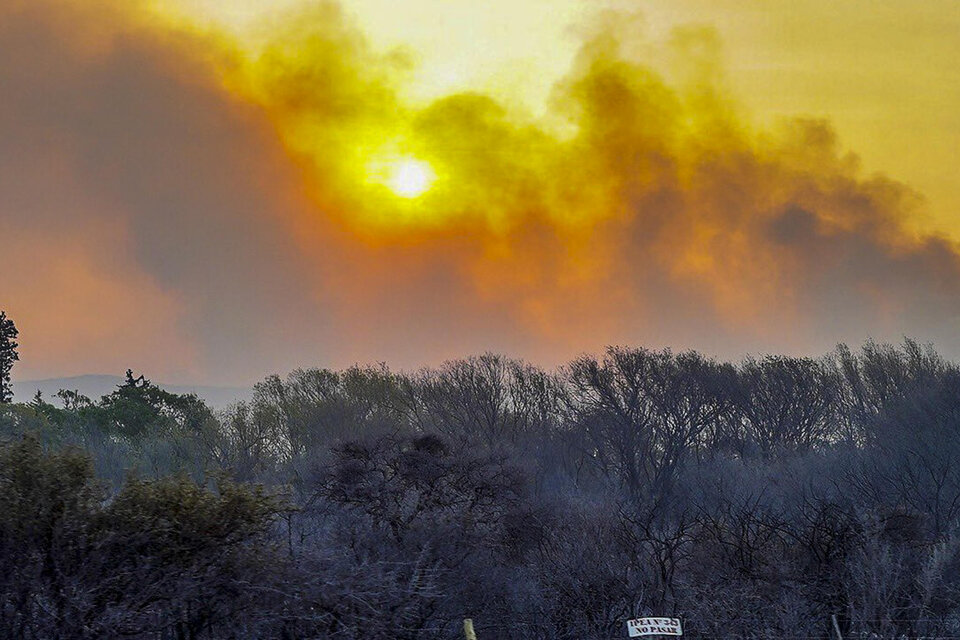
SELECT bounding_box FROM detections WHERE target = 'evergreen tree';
[0,312,18,404]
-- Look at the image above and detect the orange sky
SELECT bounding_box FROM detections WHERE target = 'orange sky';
[175,0,960,238]
[3,0,960,384]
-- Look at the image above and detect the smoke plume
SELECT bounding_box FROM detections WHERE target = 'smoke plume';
[4,0,959,383]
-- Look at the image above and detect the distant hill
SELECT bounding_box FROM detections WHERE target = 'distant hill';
[11,375,251,410]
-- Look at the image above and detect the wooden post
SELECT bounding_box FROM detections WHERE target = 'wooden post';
[463,618,478,640]
[831,614,843,640]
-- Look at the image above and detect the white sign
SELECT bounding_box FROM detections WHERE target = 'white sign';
[627,617,683,637]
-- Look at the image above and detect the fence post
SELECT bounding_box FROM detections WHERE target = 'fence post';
[831,614,843,640]
[464,618,478,640]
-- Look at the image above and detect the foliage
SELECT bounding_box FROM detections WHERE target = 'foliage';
[0,311,18,404]
[0,436,287,639]
[4,339,960,638]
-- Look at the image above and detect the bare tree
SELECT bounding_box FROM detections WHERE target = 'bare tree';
[566,347,732,500]
[735,355,842,456]
[409,354,565,449]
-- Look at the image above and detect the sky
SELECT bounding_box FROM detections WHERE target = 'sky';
[3,0,959,385]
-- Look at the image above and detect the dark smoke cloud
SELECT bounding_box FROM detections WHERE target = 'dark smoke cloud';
[2,0,328,382]
[3,0,960,385]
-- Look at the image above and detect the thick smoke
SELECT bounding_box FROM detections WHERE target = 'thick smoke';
[3,0,960,383]
[1,0,325,381]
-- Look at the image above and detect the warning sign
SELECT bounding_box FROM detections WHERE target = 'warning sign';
[626,617,683,637]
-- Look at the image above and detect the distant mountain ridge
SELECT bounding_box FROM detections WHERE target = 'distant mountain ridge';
[11,375,251,410]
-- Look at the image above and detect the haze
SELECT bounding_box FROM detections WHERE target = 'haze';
[3,0,960,385]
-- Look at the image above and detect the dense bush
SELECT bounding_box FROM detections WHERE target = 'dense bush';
[3,339,960,639]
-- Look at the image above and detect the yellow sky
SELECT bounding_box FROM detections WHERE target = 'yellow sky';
[172,0,960,238]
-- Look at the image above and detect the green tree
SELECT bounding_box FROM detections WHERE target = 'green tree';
[0,436,289,638]
[0,311,18,403]
[97,369,216,441]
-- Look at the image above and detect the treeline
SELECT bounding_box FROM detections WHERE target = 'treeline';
[2,340,960,639]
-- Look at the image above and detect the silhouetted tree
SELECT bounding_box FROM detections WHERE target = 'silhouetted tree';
[566,347,733,501]
[0,311,19,403]
[734,355,842,456]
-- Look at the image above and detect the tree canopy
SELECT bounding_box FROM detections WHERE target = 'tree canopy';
[2,339,960,639]
[0,311,18,403]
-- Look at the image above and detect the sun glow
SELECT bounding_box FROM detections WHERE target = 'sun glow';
[386,159,435,198]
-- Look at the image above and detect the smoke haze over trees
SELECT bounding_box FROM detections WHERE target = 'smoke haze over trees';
[4,337,960,638]
[5,0,960,384]
[4,1,960,637]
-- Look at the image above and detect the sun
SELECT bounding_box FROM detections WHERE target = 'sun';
[384,158,436,198]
